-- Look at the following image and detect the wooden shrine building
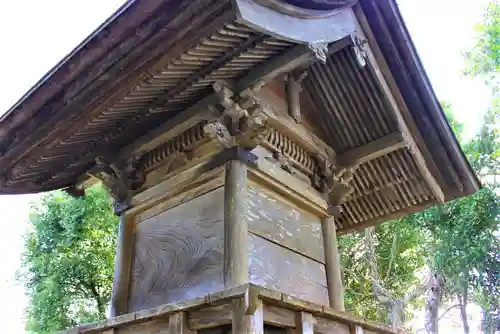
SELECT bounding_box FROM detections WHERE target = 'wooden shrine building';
[0,0,480,333]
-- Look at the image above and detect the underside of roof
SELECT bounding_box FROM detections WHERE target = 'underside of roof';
[0,0,480,233]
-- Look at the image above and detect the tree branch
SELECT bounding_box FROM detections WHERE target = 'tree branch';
[438,304,461,321]
[385,233,399,280]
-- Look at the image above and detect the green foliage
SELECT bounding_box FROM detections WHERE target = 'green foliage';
[464,1,500,85]
[19,185,118,333]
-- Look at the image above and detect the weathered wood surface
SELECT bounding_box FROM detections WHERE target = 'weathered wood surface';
[248,234,329,306]
[110,213,136,317]
[232,297,264,333]
[246,183,324,263]
[322,216,345,311]
[224,160,249,288]
[127,188,225,312]
[60,284,398,334]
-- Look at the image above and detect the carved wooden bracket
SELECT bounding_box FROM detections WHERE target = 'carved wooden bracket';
[314,155,358,210]
[285,69,308,123]
[203,82,270,149]
[90,155,145,215]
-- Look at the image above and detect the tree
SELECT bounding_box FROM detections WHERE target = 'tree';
[19,185,118,333]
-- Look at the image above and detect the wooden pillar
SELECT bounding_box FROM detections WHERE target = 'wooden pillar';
[232,297,264,334]
[223,159,249,287]
[109,213,134,317]
[168,312,194,333]
[287,312,316,334]
[322,216,345,311]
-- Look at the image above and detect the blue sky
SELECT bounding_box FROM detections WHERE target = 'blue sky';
[0,0,492,332]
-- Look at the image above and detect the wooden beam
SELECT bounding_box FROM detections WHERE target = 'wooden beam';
[224,160,249,287]
[336,133,405,168]
[236,37,352,94]
[353,6,448,203]
[322,216,345,311]
[121,93,221,157]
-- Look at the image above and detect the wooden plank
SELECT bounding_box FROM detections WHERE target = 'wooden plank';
[321,217,345,311]
[116,318,169,334]
[264,305,296,328]
[248,147,328,218]
[188,303,232,329]
[224,160,249,287]
[248,234,329,306]
[232,297,264,334]
[168,312,195,334]
[127,188,225,312]
[110,213,136,316]
[315,317,350,334]
[353,6,448,203]
[336,133,405,168]
[246,183,325,263]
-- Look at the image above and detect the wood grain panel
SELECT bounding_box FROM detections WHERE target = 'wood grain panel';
[247,184,324,263]
[248,234,328,306]
[128,188,225,312]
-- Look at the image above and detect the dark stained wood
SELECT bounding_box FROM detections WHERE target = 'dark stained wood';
[110,213,136,316]
[321,216,344,311]
[352,6,448,202]
[336,133,405,168]
[224,160,249,287]
[246,183,324,263]
[127,188,225,312]
[248,234,329,306]
[235,38,351,94]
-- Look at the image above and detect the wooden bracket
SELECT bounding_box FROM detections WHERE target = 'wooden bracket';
[286,69,308,123]
[314,155,358,205]
[90,155,145,215]
[204,82,270,149]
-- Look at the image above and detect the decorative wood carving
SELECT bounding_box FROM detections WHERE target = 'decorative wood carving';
[314,155,358,207]
[308,43,329,64]
[90,155,145,214]
[285,70,308,123]
[204,82,270,149]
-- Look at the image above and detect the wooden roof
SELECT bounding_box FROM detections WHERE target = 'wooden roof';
[0,0,479,232]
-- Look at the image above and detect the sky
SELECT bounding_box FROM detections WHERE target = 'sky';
[0,0,493,333]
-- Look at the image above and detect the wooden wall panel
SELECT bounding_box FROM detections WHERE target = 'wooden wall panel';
[128,187,225,313]
[248,234,329,306]
[247,183,324,263]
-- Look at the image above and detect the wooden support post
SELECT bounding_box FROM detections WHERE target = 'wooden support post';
[168,312,195,334]
[232,297,264,334]
[287,312,316,334]
[322,216,345,311]
[224,159,249,287]
[110,213,134,317]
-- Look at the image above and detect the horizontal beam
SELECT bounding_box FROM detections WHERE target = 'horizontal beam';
[336,133,405,168]
[236,37,352,93]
